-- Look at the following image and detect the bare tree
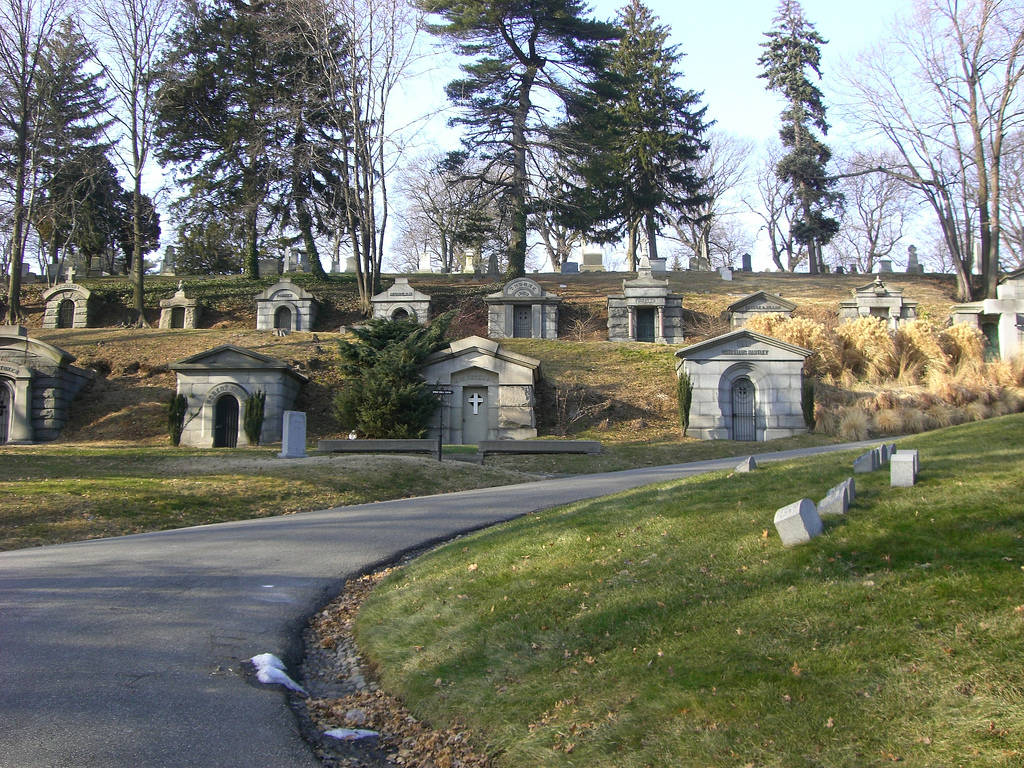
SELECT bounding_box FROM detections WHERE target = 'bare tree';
[843,0,1024,300]
[528,146,583,272]
[0,0,67,322]
[672,129,754,268]
[747,140,806,272]
[828,149,919,272]
[1000,129,1024,268]
[286,0,423,314]
[90,0,173,325]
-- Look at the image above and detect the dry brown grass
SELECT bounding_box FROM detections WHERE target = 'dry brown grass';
[835,317,897,382]
[745,314,841,378]
[938,323,985,368]
[838,407,871,441]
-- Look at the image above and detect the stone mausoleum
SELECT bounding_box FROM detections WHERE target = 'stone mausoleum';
[159,282,200,329]
[255,277,316,332]
[607,259,685,343]
[42,273,92,329]
[485,277,560,339]
[371,277,431,324]
[169,345,307,447]
[420,336,539,444]
[675,329,812,442]
[0,326,93,443]
[839,276,917,330]
[951,269,1024,360]
[725,291,796,329]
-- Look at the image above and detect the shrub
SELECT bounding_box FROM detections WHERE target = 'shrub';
[939,324,985,369]
[874,407,904,434]
[801,378,815,430]
[167,393,188,446]
[838,407,871,441]
[677,370,693,435]
[835,317,896,382]
[244,391,266,445]
[333,314,452,438]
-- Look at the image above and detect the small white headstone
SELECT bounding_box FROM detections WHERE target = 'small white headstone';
[735,456,757,473]
[891,450,918,487]
[774,499,823,547]
[278,411,307,458]
[853,451,877,473]
[818,483,850,516]
[719,267,733,281]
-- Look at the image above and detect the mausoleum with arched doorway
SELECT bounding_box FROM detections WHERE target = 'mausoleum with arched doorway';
[169,345,307,447]
[0,326,93,443]
[675,329,812,441]
[371,277,432,324]
[484,278,560,339]
[42,279,92,329]
[159,283,200,329]
[255,277,316,332]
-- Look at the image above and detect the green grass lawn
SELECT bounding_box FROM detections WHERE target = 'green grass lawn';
[354,414,1024,768]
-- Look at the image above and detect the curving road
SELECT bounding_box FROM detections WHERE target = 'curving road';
[0,441,880,768]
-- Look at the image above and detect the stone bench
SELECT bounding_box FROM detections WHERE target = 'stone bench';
[478,440,602,458]
[317,439,437,454]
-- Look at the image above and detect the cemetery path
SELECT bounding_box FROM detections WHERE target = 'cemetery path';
[0,439,882,768]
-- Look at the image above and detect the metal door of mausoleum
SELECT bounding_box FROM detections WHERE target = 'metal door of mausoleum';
[0,383,9,444]
[513,305,532,338]
[213,394,239,447]
[636,307,656,343]
[731,376,755,441]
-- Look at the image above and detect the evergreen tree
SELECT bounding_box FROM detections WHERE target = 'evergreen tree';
[757,0,840,274]
[556,0,708,269]
[418,0,618,278]
[333,314,452,439]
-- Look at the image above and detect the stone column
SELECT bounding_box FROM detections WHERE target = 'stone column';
[9,375,33,443]
[628,307,635,340]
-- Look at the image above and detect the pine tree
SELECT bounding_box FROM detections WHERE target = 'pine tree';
[555,0,708,269]
[757,0,840,274]
[419,0,618,278]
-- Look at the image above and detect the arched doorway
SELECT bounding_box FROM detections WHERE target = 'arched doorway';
[731,376,756,441]
[512,305,532,338]
[391,307,410,321]
[0,383,10,444]
[170,306,186,329]
[213,394,239,447]
[57,299,75,329]
[274,306,292,331]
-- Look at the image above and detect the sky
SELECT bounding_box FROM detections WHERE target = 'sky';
[389,0,922,272]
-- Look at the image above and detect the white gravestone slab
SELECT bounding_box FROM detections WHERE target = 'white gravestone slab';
[278,410,307,458]
[774,499,823,547]
[853,451,878,473]
[735,456,757,473]
[818,482,850,516]
[891,451,918,487]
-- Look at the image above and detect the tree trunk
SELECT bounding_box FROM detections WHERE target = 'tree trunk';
[5,117,30,325]
[244,205,259,278]
[645,213,658,262]
[506,67,535,279]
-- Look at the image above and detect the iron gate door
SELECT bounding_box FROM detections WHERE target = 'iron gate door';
[213,395,239,447]
[731,377,756,441]
[513,306,532,338]
[58,299,75,329]
[636,308,656,342]
[274,306,292,330]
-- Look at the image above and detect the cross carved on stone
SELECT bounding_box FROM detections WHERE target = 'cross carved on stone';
[467,392,484,415]
[65,266,75,283]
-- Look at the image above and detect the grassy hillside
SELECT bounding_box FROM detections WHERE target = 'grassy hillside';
[349,414,1024,768]
[11,270,964,445]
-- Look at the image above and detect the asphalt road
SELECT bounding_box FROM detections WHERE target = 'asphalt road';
[0,441,880,768]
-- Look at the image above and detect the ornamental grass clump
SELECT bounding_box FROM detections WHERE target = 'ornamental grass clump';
[835,316,897,382]
[938,324,985,369]
[745,314,840,378]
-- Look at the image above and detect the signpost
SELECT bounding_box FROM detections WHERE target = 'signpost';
[431,386,453,461]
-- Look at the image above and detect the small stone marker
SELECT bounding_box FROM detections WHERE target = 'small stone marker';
[719,266,733,281]
[853,451,877,473]
[818,482,850,517]
[735,456,757,473]
[278,410,307,458]
[840,476,855,503]
[873,446,887,466]
[891,450,918,487]
[774,499,823,547]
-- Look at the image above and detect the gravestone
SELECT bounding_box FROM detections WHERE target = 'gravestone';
[896,448,919,475]
[719,266,733,281]
[905,245,924,274]
[839,276,918,330]
[873,446,886,466]
[950,269,1024,360]
[741,253,752,272]
[278,411,307,458]
[485,278,560,339]
[607,257,685,344]
[258,258,281,278]
[0,326,93,443]
[675,329,812,441]
[725,291,796,330]
[818,482,850,516]
[580,244,605,272]
[649,257,667,274]
[158,282,200,329]
[735,456,757,472]
[891,452,917,487]
[853,451,878,473]
[255,277,317,332]
[774,499,823,547]
[560,261,579,274]
[877,259,893,273]
[840,476,856,502]
[688,255,712,271]
[371,277,431,324]
[462,248,481,274]
[420,336,540,443]
[170,345,307,447]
